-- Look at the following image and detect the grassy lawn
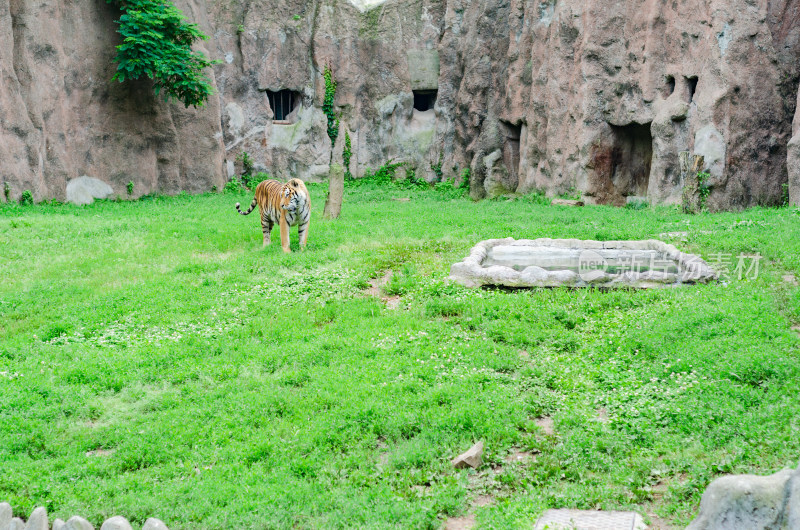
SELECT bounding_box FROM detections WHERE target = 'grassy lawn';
[1,182,799,529]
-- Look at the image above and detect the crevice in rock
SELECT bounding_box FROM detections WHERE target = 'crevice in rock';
[665,74,675,97]
[499,120,521,190]
[686,75,698,103]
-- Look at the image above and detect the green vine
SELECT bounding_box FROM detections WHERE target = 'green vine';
[106,0,220,108]
[343,130,352,178]
[430,152,444,181]
[698,170,711,210]
[322,65,339,145]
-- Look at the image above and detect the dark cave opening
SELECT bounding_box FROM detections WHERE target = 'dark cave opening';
[413,90,437,111]
[609,122,653,198]
[686,76,698,103]
[267,89,300,121]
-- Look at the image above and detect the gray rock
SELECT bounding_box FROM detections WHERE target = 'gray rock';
[9,518,24,530]
[551,199,584,207]
[407,50,440,91]
[23,507,48,530]
[451,441,484,470]
[0,503,11,529]
[65,176,114,206]
[686,464,800,529]
[65,516,94,530]
[52,519,66,530]
[789,87,800,207]
[99,517,131,530]
[141,518,170,530]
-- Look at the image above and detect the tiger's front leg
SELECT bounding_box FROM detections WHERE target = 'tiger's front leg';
[279,215,292,253]
[261,212,274,248]
[297,215,310,251]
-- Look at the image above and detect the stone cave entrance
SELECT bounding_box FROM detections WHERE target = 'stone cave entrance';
[608,122,652,199]
[500,121,522,188]
[413,90,437,111]
[267,89,300,121]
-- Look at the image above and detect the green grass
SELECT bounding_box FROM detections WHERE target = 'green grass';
[1,185,799,529]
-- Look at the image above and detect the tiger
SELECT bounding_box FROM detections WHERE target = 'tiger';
[235,178,311,253]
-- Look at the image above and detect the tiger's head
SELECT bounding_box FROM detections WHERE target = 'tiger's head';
[280,181,302,212]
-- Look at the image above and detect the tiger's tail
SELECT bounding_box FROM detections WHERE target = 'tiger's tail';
[235,197,258,215]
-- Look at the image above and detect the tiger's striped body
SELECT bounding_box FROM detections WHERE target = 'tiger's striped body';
[235,178,310,253]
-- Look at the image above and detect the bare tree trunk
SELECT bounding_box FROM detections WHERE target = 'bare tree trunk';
[681,151,705,214]
[323,121,346,219]
[323,163,344,219]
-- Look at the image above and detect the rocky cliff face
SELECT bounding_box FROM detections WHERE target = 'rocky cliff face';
[0,0,225,202]
[2,0,799,209]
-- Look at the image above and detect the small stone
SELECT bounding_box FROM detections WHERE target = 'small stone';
[9,517,25,530]
[0,503,12,528]
[100,516,132,530]
[24,507,48,530]
[53,519,67,530]
[141,518,170,530]
[451,441,484,469]
[551,198,584,207]
[65,516,95,530]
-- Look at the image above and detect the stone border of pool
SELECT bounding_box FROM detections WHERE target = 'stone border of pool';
[449,238,718,289]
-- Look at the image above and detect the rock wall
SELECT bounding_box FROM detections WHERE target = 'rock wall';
[2,0,800,209]
[0,0,225,202]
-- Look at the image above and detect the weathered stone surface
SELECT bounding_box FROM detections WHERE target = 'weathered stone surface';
[65,177,114,206]
[141,518,169,530]
[52,519,66,530]
[450,238,717,289]
[789,87,800,207]
[687,464,800,530]
[0,503,11,528]
[23,507,48,530]
[99,517,131,530]
[551,199,584,207]
[65,516,94,530]
[9,518,24,530]
[533,509,647,530]
[451,441,483,469]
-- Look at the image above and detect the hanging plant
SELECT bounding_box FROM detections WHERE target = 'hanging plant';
[322,65,339,145]
[106,0,220,108]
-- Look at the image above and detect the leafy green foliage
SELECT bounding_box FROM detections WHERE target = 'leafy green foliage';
[126,181,135,196]
[106,0,219,108]
[236,152,254,178]
[244,171,269,191]
[19,190,33,206]
[697,171,711,210]
[3,182,10,202]
[322,65,339,145]
[223,176,245,193]
[430,152,444,181]
[343,130,352,179]
[351,160,405,186]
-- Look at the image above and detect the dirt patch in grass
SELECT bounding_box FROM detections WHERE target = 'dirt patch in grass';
[365,270,402,309]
